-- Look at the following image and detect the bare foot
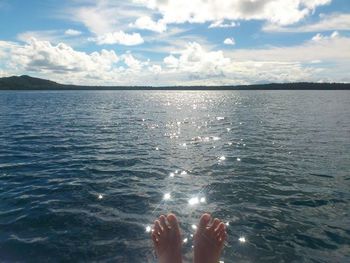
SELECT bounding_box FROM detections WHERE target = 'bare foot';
[152,213,183,263]
[193,213,227,263]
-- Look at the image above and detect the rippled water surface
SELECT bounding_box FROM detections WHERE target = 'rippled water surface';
[1,91,350,262]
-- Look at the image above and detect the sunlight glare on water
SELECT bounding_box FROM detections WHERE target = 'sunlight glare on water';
[0,91,349,262]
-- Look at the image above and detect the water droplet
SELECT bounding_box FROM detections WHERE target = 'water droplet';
[216,117,225,120]
[181,171,187,175]
[200,197,206,203]
[237,158,241,162]
[183,238,188,243]
[226,128,231,132]
[169,172,175,178]
[145,226,152,233]
[98,194,103,200]
[225,222,230,226]
[191,224,197,230]
[155,147,159,151]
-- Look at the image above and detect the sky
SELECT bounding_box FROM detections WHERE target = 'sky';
[0,0,349,86]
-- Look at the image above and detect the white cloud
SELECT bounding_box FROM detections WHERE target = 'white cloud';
[93,31,144,45]
[149,64,162,74]
[65,29,82,36]
[121,53,147,71]
[72,5,120,35]
[62,2,147,46]
[135,0,331,26]
[263,13,350,32]
[18,30,63,43]
[0,38,162,85]
[311,31,339,41]
[224,38,235,45]
[1,34,350,85]
[163,42,231,77]
[9,38,119,73]
[130,16,166,32]
[209,20,238,28]
[0,70,10,77]
[16,30,86,47]
[160,42,317,84]
[227,31,350,62]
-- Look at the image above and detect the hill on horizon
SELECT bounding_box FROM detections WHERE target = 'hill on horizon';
[0,75,349,90]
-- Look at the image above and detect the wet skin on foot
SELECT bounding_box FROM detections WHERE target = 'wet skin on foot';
[193,213,227,263]
[152,213,183,263]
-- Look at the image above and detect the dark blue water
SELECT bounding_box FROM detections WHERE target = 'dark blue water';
[0,91,349,262]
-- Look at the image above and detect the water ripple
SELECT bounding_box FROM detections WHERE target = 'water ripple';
[0,90,349,262]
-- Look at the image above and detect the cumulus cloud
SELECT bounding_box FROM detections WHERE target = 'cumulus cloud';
[224,38,235,45]
[65,29,82,36]
[227,31,350,62]
[1,34,350,85]
[121,53,147,71]
[64,2,146,46]
[134,0,331,26]
[163,42,231,77]
[130,16,166,32]
[263,13,350,32]
[311,31,339,41]
[209,20,238,28]
[0,38,163,85]
[160,42,319,84]
[92,31,144,45]
[9,38,119,73]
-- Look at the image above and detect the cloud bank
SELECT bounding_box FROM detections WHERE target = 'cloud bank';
[1,32,349,85]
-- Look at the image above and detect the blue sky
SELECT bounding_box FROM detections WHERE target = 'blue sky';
[0,0,349,85]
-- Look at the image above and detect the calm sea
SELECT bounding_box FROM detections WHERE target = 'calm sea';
[0,90,349,262]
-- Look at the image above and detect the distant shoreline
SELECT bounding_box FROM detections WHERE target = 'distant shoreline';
[1,75,349,90]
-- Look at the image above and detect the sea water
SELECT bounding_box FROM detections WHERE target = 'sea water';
[0,90,349,262]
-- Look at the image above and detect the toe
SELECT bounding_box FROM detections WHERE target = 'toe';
[159,215,168,230]
[218,231,227,246]
[167,213,179,229]
[209,218,220,231]
[215,222,225,233]
[152,232,159,245]
[198,213,211,230]
[154,220,162,235]
[167,213,180,235]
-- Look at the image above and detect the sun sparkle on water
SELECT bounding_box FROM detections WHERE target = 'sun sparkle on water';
[188,197,199,205]
[163,193,171,200]
[239,236,246,243]
[145,226,152,233]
